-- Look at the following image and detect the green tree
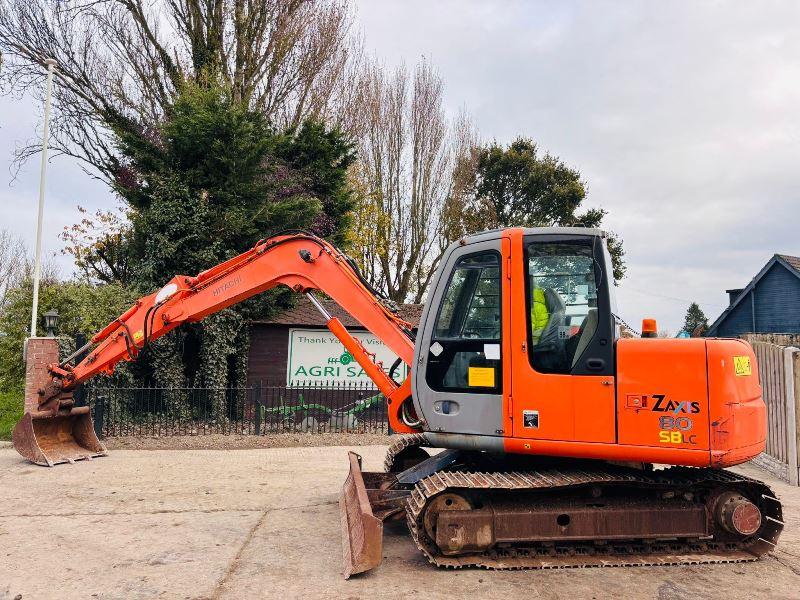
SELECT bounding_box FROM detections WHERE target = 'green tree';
[0,276,135,392]
[118,83,355,291]
[109,83,355,403]
[683,302,709,336]
[451,138,626,281]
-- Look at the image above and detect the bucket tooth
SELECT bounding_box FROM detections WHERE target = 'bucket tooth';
[12,407,106,467]
[340,451,384,579]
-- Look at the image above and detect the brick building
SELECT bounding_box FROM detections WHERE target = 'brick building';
[247,296,422,386]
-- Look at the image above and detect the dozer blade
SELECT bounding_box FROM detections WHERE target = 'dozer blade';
[12,407,107,467]
[340,451,383,579]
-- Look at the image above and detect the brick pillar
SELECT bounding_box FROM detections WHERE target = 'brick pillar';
[24,337,60,413]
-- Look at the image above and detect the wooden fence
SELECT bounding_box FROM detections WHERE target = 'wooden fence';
[743,333,800,347]
[748,338,800,486]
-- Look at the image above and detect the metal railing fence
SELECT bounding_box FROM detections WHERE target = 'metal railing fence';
[85,380,390,438]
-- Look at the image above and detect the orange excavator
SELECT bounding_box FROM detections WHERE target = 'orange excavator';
[14,227,783,577]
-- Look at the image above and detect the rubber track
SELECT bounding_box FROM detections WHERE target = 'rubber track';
[383,433,428,472]
[406,466,784,570]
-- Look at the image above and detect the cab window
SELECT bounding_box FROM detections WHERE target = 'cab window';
[527,241,599,374]
[427,252,502,393]
[435,253,500,340]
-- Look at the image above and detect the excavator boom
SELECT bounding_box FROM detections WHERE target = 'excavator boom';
[63,232,415,395]
[14,232,421,469]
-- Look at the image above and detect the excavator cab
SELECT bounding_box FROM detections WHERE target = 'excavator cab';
[409,227,618,445]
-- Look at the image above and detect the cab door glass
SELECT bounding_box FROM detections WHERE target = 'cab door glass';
[427,252,502,392]
[527,241,600,374]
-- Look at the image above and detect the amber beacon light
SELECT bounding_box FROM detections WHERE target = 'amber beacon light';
[641,318,658,338]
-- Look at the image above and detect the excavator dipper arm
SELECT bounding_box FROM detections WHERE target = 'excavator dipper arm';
[47,232,420,433]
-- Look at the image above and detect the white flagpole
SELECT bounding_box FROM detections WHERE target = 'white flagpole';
[30,58,57,337]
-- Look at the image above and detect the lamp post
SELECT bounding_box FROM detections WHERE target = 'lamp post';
[43,309,59,337]
[30,58,57,338]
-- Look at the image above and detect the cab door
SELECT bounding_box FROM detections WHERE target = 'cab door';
[411,236,510,436]
[510,233,616,443]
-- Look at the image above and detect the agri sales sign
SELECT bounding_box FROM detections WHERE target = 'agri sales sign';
[286,328,408,387]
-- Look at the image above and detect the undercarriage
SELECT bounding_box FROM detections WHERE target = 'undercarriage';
[341,436,784,578]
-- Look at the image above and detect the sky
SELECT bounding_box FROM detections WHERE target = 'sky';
[354,0,800,333]
[1,1,799,333]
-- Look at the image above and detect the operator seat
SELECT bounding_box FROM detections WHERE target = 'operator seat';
[570,308,598,368]
[531,287,568,372]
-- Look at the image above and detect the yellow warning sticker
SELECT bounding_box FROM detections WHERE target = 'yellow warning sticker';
[468,366,495,387]
[133,330,144,343]
[733,356,752,376]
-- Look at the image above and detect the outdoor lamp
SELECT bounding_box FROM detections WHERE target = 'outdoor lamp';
[43,309,59,337]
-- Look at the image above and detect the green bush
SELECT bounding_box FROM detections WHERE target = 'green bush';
[0,278,135,391]
[0,390,23,441]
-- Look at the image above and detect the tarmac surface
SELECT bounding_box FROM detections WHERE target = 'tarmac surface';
[0,444,798,600]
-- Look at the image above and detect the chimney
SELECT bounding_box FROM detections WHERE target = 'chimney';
[725,288,743,306]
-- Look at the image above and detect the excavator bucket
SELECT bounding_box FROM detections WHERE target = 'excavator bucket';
[340,451,384,578]
[12,407,106,467]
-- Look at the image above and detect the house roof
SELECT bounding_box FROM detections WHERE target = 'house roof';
[706,254,800,336]
[252,296,424,328]
[778,254,800,273]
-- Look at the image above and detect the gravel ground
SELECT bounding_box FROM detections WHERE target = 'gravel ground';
[104,432,398,450]
[0,446,798,600]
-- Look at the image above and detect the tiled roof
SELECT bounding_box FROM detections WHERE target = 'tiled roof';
[252,296,423,328]
[778,254,800,274]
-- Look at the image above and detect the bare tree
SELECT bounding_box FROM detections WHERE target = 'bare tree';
[0,229,61,308]
[0,0,362,180]
[349,60,472,303]
[0,228,26,305]
[440,109,481,245]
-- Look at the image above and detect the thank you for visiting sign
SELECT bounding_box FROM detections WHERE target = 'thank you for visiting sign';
[287,328,407,386]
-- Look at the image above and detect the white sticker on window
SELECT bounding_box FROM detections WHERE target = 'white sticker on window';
[430,342,443,356]
[483,343,501,360]
[558,326,571,340]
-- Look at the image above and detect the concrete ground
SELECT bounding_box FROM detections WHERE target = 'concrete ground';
[0,444,798,600]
